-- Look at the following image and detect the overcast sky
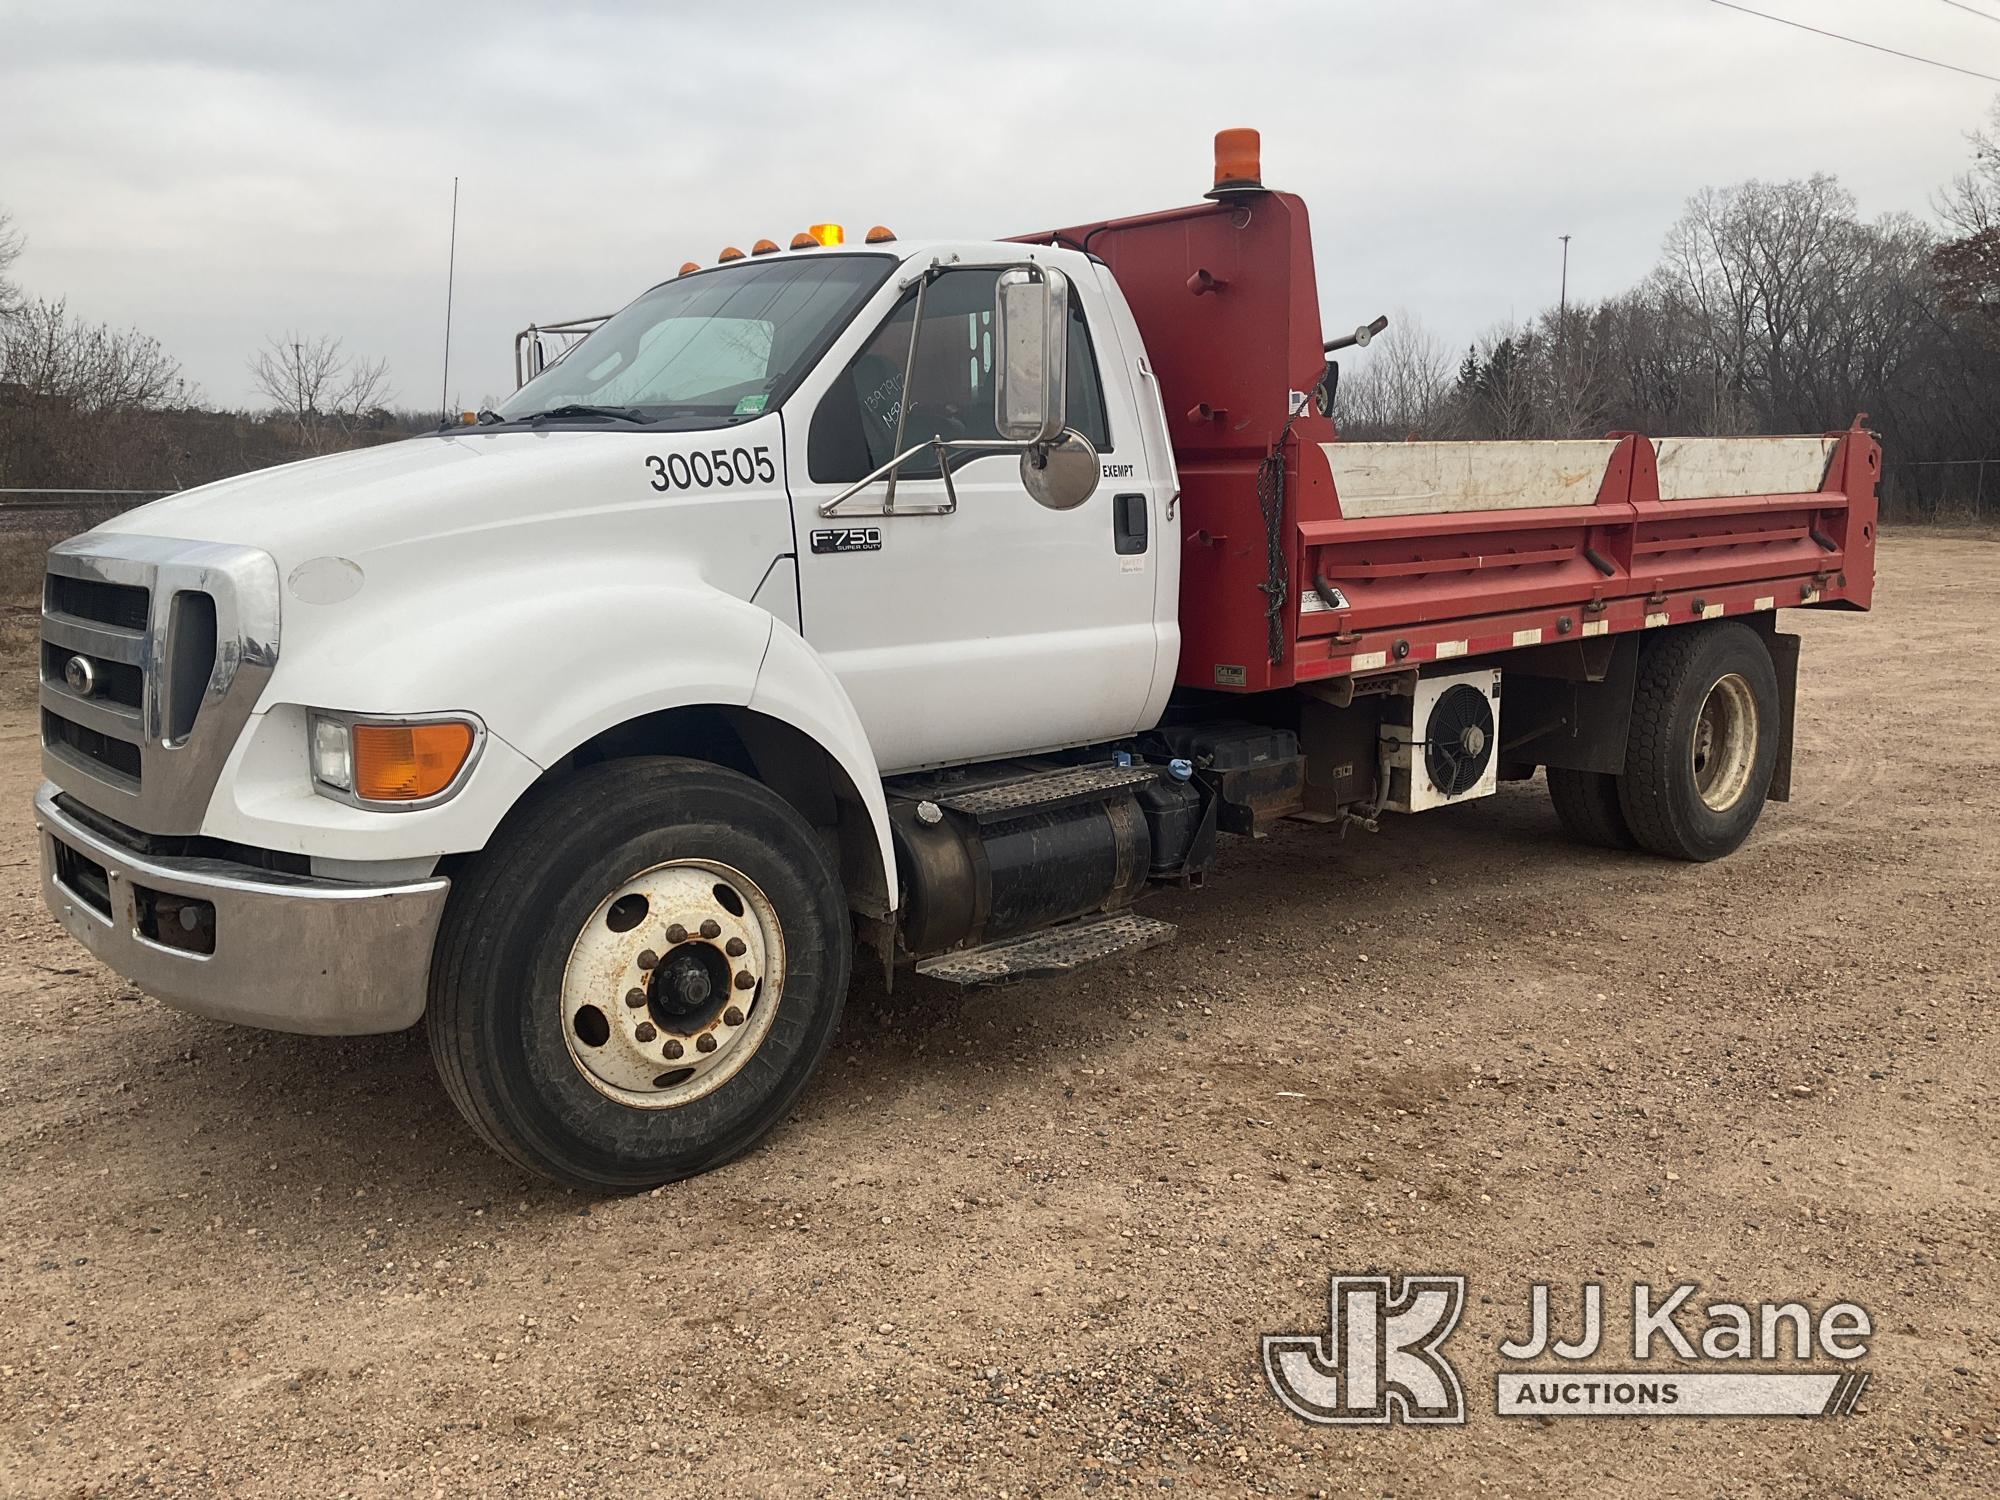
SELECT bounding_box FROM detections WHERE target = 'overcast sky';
[6,0,1998,412]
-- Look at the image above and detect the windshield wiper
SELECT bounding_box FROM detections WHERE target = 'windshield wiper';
[525,403,650,425]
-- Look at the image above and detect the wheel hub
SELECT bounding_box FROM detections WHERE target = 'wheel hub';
[1692,672,1758,812]
[561,860,784,1109]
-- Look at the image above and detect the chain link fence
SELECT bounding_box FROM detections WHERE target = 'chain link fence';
[1879,460,2000,526]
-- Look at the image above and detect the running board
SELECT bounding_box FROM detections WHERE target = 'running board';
[932,763,1159,825]
[915,912,1178,987]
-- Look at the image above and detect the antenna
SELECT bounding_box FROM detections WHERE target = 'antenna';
[440,176,459,422]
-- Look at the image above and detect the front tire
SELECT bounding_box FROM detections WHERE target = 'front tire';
[1618,623,1780,861]
[429,757,851,1190]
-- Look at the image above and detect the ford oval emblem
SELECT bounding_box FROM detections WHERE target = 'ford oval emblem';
[63,655,97,698]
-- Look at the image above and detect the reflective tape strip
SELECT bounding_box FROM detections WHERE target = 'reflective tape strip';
[1512,628,1543,646]
[1582,620,1608,637]
[1352,650,1387,672]
[1436,640,1468,659]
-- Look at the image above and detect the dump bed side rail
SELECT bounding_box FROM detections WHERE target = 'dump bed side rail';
[1291,423,1879,682]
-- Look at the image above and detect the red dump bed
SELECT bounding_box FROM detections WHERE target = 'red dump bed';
[1017,191,1878,695]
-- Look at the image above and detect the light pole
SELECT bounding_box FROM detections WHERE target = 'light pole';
[1557,234,1571,429]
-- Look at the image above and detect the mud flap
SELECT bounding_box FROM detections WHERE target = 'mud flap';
[1766,630,1799,803]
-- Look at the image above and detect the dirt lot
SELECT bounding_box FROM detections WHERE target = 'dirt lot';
[1,534,1995,1498]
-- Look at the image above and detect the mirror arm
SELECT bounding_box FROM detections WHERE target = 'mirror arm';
[883,272,931,515]
[818,435,1035,517]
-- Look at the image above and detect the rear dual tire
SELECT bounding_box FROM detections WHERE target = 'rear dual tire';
[1547,622,1779,862]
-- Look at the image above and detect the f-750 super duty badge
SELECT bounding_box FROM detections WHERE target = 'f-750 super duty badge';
[811,527,882,555]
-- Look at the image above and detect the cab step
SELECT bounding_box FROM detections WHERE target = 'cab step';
[915,911,1177,986]
[932,763,1159,825]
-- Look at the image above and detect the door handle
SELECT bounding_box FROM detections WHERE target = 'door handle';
[1113,492,1148,555]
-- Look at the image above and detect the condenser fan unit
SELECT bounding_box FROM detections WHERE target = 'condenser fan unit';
[1424,682,1496,798]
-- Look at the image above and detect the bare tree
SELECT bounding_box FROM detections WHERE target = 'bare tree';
[0,208,26,330]
[1,298,188,412]
[1333,310,1456,439]
[1936,99,2000,237]
[250,332,393,453]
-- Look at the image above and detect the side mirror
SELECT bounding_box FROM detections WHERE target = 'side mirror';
[994,267,1069,444]
[1020,428,1100,512]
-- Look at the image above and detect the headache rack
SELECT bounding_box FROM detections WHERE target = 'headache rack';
[513,313,612,389]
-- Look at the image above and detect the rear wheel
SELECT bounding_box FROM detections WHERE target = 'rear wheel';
[1618,623,1779,861]
[1546,767,1635,849]
[429,757,851,1190]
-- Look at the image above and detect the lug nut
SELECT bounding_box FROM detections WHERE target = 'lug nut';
[625,987,647,1008]
[733,971,756,991]
[634,1022,657,1043]
[666,924,688,944]
[725,936,746,957]
[663,1039,684,1060]
[723,1006,744,1026]
[636,950,659,970]
[696,1034,718,1053]
[700,919,721,940]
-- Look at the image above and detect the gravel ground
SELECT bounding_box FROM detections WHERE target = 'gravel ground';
[1,533,1995,1498]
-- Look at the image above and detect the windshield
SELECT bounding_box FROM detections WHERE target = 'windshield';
[497,254,895,427]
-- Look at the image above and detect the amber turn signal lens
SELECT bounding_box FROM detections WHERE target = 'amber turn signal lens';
[865,225,896,244]
[352,721,476,802]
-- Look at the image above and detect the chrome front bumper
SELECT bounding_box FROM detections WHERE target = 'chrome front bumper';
[35,783,450,1035]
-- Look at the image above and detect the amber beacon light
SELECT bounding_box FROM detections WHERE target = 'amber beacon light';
[1208,127,1263,196]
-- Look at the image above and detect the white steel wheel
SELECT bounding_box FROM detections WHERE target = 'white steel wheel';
[1691,672,1759,812]
[429,757,851,1190]
[561,859,784,1109]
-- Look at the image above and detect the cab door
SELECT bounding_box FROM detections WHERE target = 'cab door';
[781,258,1169,774]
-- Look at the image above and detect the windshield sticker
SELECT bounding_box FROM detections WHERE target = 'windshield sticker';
[733,393,770,416]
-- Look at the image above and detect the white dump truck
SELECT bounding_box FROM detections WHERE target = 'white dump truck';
[35,134,1879,1187]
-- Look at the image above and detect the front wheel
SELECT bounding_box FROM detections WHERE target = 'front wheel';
[1618,623,1780,861]
[429,757,852,1190]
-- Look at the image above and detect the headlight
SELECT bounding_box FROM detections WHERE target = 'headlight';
[309,714,354,790]
[307,711,482,808]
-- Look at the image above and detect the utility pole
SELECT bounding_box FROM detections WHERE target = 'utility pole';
[441,176,460,423]
[1556,234,1571,431]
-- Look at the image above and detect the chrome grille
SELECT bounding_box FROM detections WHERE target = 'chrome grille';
[39,535,281,834]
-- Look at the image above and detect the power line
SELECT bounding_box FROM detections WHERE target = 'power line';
[1708,0,2000,83]
[1936,0,2000,26]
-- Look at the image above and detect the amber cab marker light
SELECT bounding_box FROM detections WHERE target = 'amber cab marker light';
[865,225,896,244]
[458,410,477,426]
[790,232,818,250]
[1207,127,1263,197]
[678,260,700,275]
[809,222,845,247]
[351,721,476,803]
[717,245,746,262]
[751,238,779,256]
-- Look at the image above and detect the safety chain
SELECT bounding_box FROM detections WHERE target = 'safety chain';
[1255,403,1305,666]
